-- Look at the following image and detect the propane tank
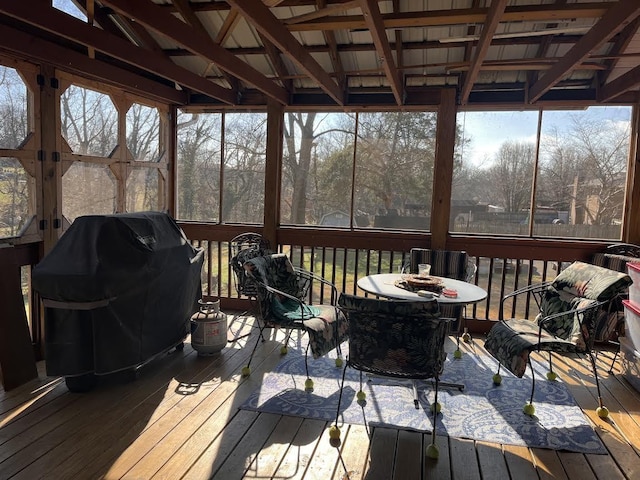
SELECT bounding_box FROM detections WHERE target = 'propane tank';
[190,299,227,355]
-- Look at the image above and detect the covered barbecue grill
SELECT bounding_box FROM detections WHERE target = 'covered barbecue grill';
[32,212,204,391]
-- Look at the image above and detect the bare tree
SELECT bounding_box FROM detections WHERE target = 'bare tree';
[567,115,629,225]
[485,141,535,213]
[355,112,437,215]
[176,112,221,221]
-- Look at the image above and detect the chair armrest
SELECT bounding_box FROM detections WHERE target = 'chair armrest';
[293,267,339,304]
[499,282,552,320]
[535,299,606,350]
[502,282,552,301]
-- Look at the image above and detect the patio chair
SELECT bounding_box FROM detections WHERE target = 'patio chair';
[228,232,271,342]
[330,294,451,459]
[484,261,632,418]
[241,253,348,387]
[403,248,475,357]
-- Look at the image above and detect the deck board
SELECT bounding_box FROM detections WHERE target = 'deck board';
[1,316,640,479]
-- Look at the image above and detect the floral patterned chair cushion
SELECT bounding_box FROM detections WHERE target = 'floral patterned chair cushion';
[485,261,632,378]
[244,253,347,358]
[338,293,449,378]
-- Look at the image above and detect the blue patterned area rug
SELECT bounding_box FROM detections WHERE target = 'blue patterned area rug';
[239,343,606,454]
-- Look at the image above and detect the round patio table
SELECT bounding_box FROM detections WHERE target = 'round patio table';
[357,273,487,305]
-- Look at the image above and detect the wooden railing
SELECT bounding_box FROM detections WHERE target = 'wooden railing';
[1,224,614,357]
[179,223,610,335]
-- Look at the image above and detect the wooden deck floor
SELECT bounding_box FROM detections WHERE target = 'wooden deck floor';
[2,314,640,480]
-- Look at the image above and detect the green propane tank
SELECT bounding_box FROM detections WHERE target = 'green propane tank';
[191,299,227,355]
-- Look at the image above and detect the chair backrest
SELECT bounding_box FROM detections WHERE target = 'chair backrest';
[592,252,640,273]
[244,253,311,322]
[590,244,640,342]
[229,233,271,298]
[338,294,450,379]
[409,248,468,280]
[538,261,632,348]
[409,248,470,322]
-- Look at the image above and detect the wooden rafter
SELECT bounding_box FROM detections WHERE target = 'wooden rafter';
[598,16,640,87]
[0,2,236,104]
[0,23,187,104]
[285,1,360,25]
[285,4,611,32]
[260,33,293,92]
[599,64,640,102]
[100,0,288,104]
[226,0,343,105]
[78,0,165,52]
[171,0,241,92]
[320,0,346,92]
[529,0,640,103]
[525,0,567,87]
[459,0,508,105]
[215,8,241,46]
[459,0,482,97]
[360,0,402,105]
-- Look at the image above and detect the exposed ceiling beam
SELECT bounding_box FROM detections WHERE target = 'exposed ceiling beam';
[99,0,288,104]
[449,61,606,72]
[214,8,241,46]
[285,3,611,32]
[0,23,187,104]
[360,0,402,105]
[599,64,640,102]
[286,1,360,25]
[526,0,568,87]
[459,0,508,105]
[529,0,640,103]
[171,0,241,92]
[459,0,481,102]
[320,0,346,92]
[226,0,343,105]
[597,16,640,87]
[260,32,293,91]
[0,2,237,104]
[165,33,589,58]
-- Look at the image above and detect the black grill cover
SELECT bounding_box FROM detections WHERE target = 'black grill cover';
[32,212,204,376]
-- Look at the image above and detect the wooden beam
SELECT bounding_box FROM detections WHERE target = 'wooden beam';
[0,2,236,104]
[263,99,284,248]
[226,0,343,105]
[99,0,287,104]
[286,3,612,32]
[171,0,241,92]
[360,0,403,105]
[598,16,640,87]
[0,24,187,104]
[525,0,568,87]
[600,64,640,102]
[285,1,360,25]
[320,0,346,91]
[260,33,293,91]
[624,98,640,244]
[459,0,508,105]
[529,0,640,103]
[431,89,457,249]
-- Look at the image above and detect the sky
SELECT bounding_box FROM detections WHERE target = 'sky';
[53,0,85,20]
[458,106,632,167]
